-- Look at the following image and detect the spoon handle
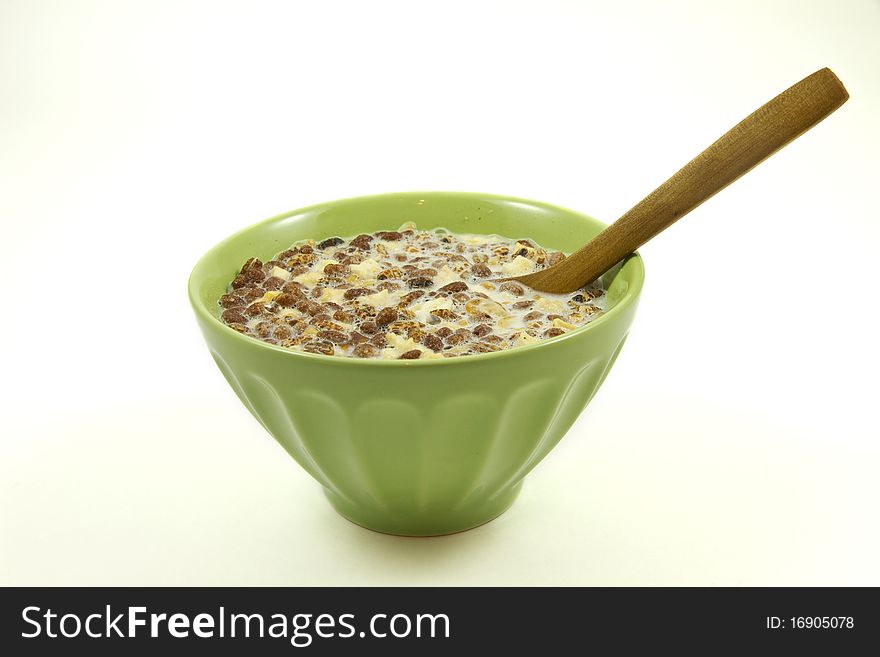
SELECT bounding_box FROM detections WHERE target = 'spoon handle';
[519,67,849,293]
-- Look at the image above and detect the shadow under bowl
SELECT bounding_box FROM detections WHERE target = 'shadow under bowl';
[188,192,644,536]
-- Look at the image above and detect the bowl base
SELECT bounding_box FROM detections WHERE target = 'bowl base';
[323,482,522,537]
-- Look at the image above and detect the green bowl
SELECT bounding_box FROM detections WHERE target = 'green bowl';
[188,192,643,536]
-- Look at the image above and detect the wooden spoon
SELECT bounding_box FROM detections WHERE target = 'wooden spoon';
[512,67,849,294]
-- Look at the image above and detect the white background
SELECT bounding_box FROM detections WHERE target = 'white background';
[2,0,878,585]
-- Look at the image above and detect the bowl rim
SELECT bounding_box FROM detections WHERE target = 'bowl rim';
[188,191,645,367]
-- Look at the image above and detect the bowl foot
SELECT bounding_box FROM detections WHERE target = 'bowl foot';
[323,482,522,537]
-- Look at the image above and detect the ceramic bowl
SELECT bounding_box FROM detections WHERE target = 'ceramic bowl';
[188,192,643,535]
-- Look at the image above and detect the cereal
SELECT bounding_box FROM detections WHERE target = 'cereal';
[318,237,344,249]
[399,291,424,306]
[407,276,434,289]
[343,288,372,300]
[473,342,500,353]
[439,281,468,293]
[470,263,492,278]
[375,307,399,326]
[472,323,492,337]
[377,268,403,280]
[353,343,378,358]
[304,341,334,355]
[465,298,506,319]
[243,303,267,318]
[243,257,262,272]
[318,330,348,344]
[241,288,265,302]
[350,234,373,250]
[422,334,443,352]
[446,332,468,346]
[220,294,244,309]
[323,263,349,277]
[498,281,525,296]
[430,309,458,321]
[219,225,606,358]
[263,276,285,291]
[221,309,247,324]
